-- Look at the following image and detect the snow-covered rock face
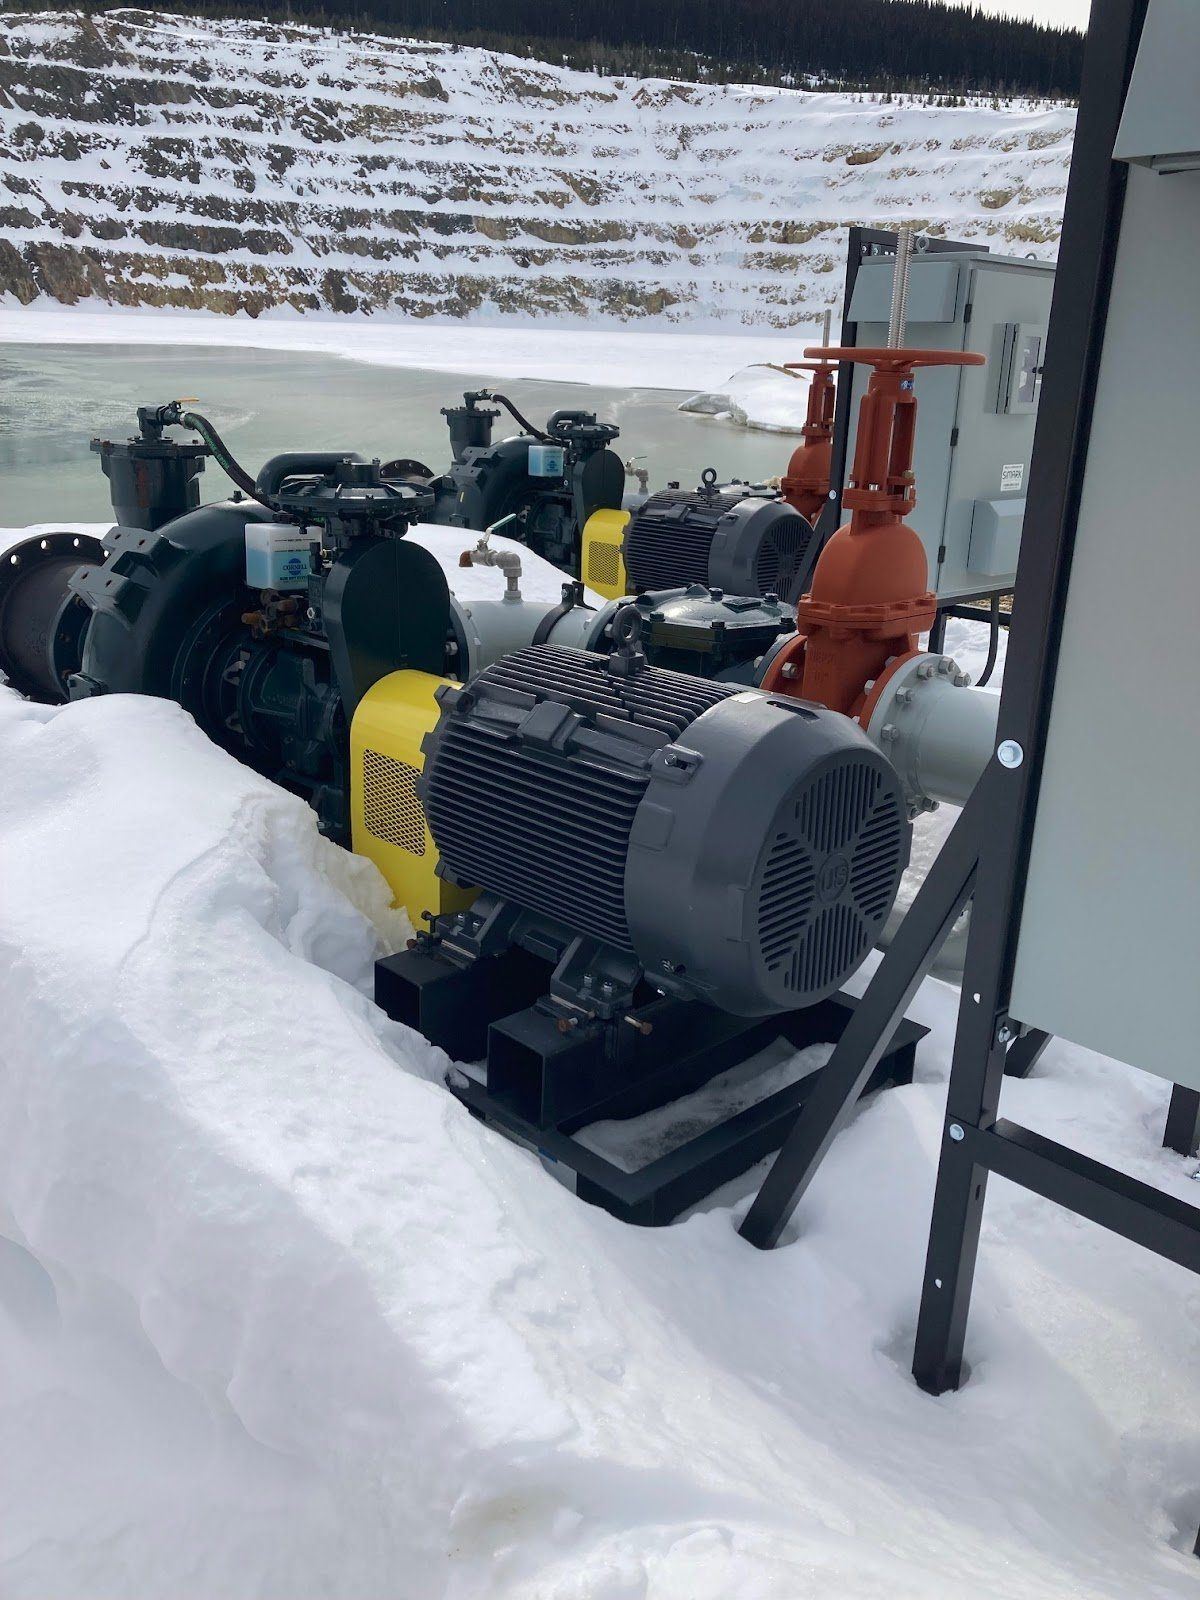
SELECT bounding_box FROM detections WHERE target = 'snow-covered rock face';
[0,8,1074,326]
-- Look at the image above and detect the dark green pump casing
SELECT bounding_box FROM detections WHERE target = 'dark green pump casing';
[65,500,451,838]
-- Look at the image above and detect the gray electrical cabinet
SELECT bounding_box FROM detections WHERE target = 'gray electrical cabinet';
[1008,0,1200,1087]
[844,251,1055,601]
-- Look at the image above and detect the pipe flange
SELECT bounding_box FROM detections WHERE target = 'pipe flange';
[0,530,107,701]
[753,627,798,688]
[757,629,807,692]
[864,650,972,816]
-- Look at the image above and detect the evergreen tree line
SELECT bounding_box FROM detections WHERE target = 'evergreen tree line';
[13,0,1084,98]
[368,0,1084,96]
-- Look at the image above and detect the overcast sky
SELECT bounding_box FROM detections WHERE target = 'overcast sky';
[940,0,1091,30]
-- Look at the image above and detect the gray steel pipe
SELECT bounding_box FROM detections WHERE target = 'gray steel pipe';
[866,651,999,813]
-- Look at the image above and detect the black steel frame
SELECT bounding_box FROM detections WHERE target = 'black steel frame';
[376,946,923,1226]
[742,0,1200,1553]
[1164,1087,1200,1160]
[451,996,921,1227]
[909,0,1169,1398]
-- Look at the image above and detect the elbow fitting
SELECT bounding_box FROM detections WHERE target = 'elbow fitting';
[254,452,365,500]
[459,535,523,602]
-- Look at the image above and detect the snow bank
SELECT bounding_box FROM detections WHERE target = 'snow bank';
[0,304,790,395]
[2,662,1199,1596]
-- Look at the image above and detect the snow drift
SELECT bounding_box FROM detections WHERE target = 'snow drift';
[2,674,1200,1597]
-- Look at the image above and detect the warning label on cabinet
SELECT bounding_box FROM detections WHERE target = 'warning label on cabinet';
[1001,462,1025,493]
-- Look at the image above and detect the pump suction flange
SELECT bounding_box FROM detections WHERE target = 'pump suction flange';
[0,530,107,703]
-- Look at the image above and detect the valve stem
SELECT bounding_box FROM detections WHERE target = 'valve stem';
[887,226,915,350]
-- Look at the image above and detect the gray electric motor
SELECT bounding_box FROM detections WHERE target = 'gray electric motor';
[420,644,909,1016]
[623,480,817,603]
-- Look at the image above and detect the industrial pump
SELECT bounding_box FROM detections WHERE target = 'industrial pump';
[370,626,920,1224]
[620,470,818,606]
[370,308,1008,1226]
[0,326,1000,1229]
[425,392,821,606]
[416,641,909,1023]
[0,402,797,878]
[427,389,631,587]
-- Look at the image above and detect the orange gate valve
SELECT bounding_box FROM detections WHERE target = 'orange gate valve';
[780,358,837,521]
[762,344,985,720]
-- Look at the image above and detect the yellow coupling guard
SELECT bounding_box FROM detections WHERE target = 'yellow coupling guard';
[581,507,630,600]
[350,669,475,927]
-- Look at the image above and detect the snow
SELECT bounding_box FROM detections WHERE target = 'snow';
[681,364,817,435]
[405,524,607,606]
[3,588,1200,1595]
[0,524,604,611]
[0,303,795,397]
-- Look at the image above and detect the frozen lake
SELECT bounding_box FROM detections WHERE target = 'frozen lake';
[0,341,797,525]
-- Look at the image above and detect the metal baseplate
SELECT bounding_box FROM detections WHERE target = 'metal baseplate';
[375,941,925,1226]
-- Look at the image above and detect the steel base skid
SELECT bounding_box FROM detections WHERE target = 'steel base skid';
[375,947,925,1226]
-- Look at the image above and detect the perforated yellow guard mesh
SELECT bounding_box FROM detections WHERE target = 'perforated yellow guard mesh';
[580,507,630,600]
[362,748,426,856]
[350,668,475,925]
[586,540,621,590]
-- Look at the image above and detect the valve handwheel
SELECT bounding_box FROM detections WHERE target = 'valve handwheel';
[811,346,986,366]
